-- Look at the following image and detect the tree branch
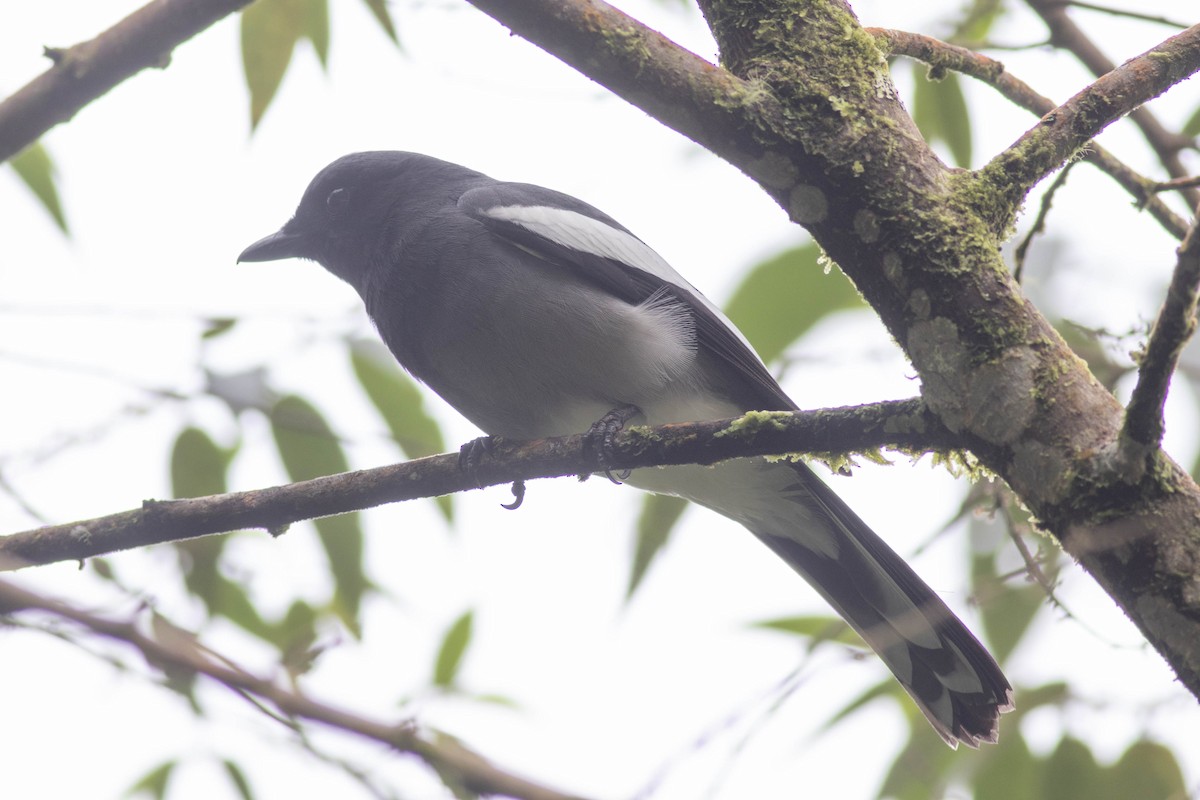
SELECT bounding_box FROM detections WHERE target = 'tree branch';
[872,27,1191,240]
[978,21,1200,220]
[1121,210,1200,452]
[0,0,252,164]
[1026,0,1200,209]
[0,400,960,570]
[0,579,591,800]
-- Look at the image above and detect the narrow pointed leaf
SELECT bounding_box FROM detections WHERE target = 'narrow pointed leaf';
[433,610,474,688]
[301,0,330,67]
[360,0,399,44]
[241,0,307,129]
[627,494,687,598]
[222,760,255,800]
[123,761,176,800]
[269,395,367,636]
[11,142,68,233]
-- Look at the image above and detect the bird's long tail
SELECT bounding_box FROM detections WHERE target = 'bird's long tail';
[628,457,1013,748]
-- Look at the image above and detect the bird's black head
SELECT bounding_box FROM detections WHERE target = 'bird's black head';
[238,151,484,285]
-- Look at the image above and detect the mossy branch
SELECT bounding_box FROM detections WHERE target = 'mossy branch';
[0,400,957,570]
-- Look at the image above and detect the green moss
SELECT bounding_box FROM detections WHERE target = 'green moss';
[716,410,794,438]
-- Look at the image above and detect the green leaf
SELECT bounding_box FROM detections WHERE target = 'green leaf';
[1038,737,1104,800]
[301,0,330,67]
[222,760,255,800]
[269,395,368,636]
[975,729,1039,800]
[724,242,863,365]
[750,614,864,650]
[201,318,238,340]
[626,494,687,598]
[911,63,973,168]
[876,722,957,800]
[433,609,474,689]
[241,0,311,129]
[11,142,68,233]
[821,678,895,734]
[947,0,1006,45]
[171,427,230,499]
[123,760,176,800]
[360,0,399,44]
[277,600,321,678]
[1108,740,1187,800]
[350,340,451,520]
[1183,104,1200,138]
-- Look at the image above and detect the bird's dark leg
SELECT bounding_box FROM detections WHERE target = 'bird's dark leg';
[583,403,642,483]
[501,479,526,510]
[458,435,496,491]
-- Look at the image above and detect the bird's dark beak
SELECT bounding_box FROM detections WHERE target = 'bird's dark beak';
[238,228,308,263]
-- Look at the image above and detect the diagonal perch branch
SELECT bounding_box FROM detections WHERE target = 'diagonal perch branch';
[0,399,962,570]
[0,579,592,800]
[0,0,253,164]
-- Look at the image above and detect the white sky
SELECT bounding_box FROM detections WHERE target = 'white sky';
[1,2,1198,798]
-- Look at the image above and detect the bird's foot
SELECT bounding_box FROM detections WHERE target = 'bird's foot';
[582,403,641,483]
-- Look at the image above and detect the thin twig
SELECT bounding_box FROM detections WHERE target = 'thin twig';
[0,579,592,800]
[872,28,1191,240]
[1014,161,1077,282]
[1153,176,1200,193]
[1121,209,1200,451]
[1052,1,1192,30]
[1025,0,1200,208]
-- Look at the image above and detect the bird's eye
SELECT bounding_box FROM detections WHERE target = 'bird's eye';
[326,187,349,215]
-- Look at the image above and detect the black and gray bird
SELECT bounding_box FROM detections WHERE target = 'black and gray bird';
[239,151,1013,747]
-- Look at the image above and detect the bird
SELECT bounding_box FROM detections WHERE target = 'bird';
[239,151,1013,747]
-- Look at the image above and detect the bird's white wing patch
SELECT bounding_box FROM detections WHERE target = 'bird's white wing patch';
[482,204,760,359]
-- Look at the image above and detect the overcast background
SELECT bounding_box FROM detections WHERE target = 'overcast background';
[1,2,1198,798]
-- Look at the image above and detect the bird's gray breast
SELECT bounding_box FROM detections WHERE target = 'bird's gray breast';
[366,220,701,439]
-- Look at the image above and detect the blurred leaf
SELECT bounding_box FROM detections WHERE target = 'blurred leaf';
[1059,322,1131,391]
[724,242,863,365]
[360,0,399,44]
[1183,104,1200,138]
[975,728,1039,800]
[208,574,275,641]
[1108,740,1187,800]
[222,760,255,800]
[270,395,368,636]
[970,539,1046,664]
[911,63,973,168]
[877,721,957,800]
[201,318,238,340]
[433,609,474,689]
[241,0,314,129]
[627,494,687,598]
[350,340,451,520]
[171,427,230,499]
[751,614,864,650]
[277,601,322,678]
[302,0,330,67]
[123,760,175,799]
[821,678,895,734]
[1010,680,1069,716]
[1039,737,1104,800]
[11,142,68,233]
[947,0,1005,45]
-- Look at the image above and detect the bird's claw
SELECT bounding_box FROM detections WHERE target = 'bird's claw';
[582,404,640,483]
